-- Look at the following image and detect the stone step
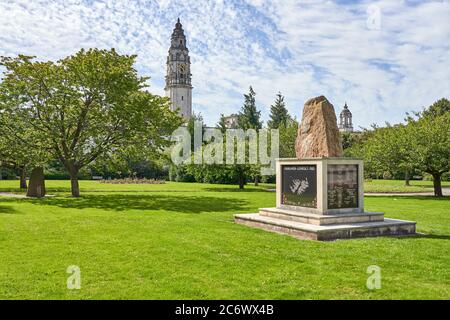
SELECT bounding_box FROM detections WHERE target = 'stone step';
[259,207,384,225]
[234,213,416,241]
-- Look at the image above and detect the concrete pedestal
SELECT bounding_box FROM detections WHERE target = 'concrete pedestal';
[234,158,416,241]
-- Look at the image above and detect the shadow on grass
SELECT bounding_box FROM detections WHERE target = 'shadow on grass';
[391,233,450,241]
[417,234,450,240]
[0,205,18,214]
[24,194,249,213]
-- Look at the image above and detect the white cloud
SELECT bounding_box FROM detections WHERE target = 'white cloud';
[0,0,448,128]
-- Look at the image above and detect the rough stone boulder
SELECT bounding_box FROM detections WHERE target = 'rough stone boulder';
[295,95,343,158]
[26,167,46,198]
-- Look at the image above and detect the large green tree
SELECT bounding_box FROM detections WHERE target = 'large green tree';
[267,92,290,129]
[348,98,449,195]
[361,124,414,185]
[406,110,450,196]
[0,93,50,194]
[0,49,181,197]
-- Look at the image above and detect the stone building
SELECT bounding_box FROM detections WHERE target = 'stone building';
[338,102,353,132]
[165,18,192,120]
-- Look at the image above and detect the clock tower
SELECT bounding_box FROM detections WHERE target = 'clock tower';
[165,18,192,120]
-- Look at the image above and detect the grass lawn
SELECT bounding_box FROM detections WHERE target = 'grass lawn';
[363,179,450,193]
[262,179,450,193]
[0,180,449,299]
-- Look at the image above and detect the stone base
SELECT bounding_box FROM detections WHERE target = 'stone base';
[259,207,384,225]
[234,208,416,241]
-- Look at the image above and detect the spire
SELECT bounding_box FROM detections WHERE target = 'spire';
[175,17,182,29]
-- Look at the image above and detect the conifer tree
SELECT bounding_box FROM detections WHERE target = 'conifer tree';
[267,92,290,129]
[238,86,262,130]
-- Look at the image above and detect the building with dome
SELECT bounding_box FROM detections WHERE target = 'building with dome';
[338,102,353,132]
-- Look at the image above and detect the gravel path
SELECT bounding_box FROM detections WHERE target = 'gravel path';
[0,192,27,198]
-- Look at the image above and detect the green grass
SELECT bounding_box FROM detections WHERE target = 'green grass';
[364,179,450,193]
[261,179,450,193]
[0,180,449,299]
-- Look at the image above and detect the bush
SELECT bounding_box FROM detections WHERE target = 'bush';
[0,167,18,179]
[168,165,195,182]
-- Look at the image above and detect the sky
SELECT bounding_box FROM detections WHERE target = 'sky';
[0,0,449,129]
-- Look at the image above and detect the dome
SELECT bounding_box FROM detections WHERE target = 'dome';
[340,102,352,117]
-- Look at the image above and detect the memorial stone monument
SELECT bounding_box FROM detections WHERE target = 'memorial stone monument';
[235,96,416,240]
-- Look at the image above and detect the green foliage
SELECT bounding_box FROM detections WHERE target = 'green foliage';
[186,112,206,151]
[347,98,450,195]
[267,92,290,129]
[406,112,450,176]
[0,49,182,196]
[238,86,262,130]
[362,124,413,177]
[217,113,228,134]
[278,118,299,158]
[421,97,450,118]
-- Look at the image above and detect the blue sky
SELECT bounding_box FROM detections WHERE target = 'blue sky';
[0,0,449,128]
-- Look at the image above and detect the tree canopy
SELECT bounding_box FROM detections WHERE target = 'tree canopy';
[0,48,182,196]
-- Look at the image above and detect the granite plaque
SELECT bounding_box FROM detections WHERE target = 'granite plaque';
[281,165,317,208]
[327,164,358,209]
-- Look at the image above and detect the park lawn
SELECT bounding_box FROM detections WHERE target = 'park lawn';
[0,180,448,299]
[261,179,450,193]
[363,179,450,193]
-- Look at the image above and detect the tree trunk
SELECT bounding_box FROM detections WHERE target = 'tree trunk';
[19,167,27,189]
[26,167,45,198]
[238,173,245,189]
[254,175,259,186]
[404,170,410,186]
[69,166,80,197]
[432,173,443,197]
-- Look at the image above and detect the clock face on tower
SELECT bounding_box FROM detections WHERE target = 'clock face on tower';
[178,64,186,73]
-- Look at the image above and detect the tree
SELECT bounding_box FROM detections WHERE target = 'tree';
[217,114,228,134]
[406,111,450,196]
[361,124,415,186]
[421,97,450,118]
[348,98,450,195]
[0,95,50,193]
[186,112,206,152]
[235,86,263,187]
[267,92,290,129]
[0,49,182,197]
[238,86,262,130]
[278,117,299,158]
